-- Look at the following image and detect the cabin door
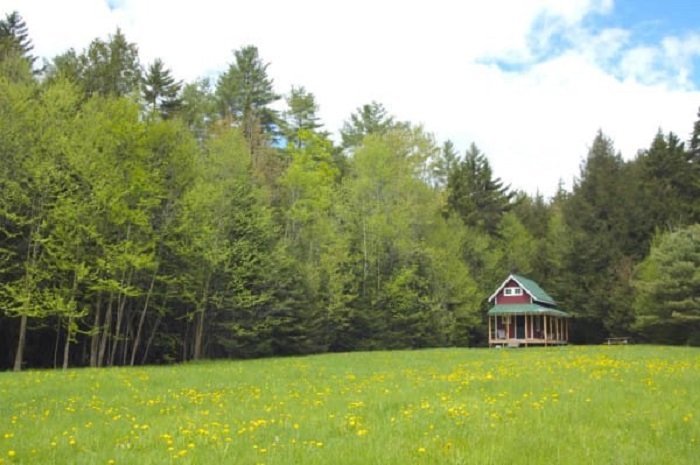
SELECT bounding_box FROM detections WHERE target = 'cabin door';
[516,315,526,339]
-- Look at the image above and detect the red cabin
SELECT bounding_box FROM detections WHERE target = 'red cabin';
[487,274,571,347]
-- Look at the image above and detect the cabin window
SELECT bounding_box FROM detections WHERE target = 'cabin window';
[504,287,523,296]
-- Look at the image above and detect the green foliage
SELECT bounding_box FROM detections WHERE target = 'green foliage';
[3,17,700,369]
[447,143,514,236]
[142,58,182,118]
[283,86,323,147]
[633,224,700,344]
[0,11,36,69]
[216,45,280,152]
[179,78,217,140]
[340,101,397,149]
[49,29,142,98]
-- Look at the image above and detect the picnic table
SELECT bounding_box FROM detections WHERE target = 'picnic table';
[605,337,630,345]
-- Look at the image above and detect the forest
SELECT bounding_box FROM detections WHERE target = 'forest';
[1,12,699,371]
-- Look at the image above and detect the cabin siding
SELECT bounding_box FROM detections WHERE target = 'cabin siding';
[496,280,530,304]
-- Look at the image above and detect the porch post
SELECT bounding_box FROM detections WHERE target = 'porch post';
[544,315,548,347]
[557,318,561,342]
[524,314,528,347]
[488,315,492,346]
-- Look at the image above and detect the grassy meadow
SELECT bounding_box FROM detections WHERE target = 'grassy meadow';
[0,345,698,464]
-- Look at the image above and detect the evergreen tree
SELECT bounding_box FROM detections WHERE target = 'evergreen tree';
[142,58,182,118]
[429,139,459,189]
[560,132,637,340]
[447,143,514,235]
[633,224,700,345]
[283,86,323,148]
[216,45,280,158]
[637,131,694,230]
[0,11,36,82]
[340,101,396,149]
[690,106,700,161]
[0,11,36,67]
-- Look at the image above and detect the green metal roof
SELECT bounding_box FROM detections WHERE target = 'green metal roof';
[488,303,571,318]
[511,274,556,305]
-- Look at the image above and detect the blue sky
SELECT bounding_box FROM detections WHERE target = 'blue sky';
[591,0,700,84]
[3,0,700,196]
[488,0,700,89]
[602,0,698,39]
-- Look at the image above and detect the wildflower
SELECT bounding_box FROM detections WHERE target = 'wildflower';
[417,447,426,453]
[7,451,16,458]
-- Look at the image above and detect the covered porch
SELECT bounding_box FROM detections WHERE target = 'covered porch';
[488,305,570,347]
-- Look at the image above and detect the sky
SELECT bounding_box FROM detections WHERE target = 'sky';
[3,0,700,197]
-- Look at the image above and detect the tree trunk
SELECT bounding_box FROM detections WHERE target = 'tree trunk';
[130,270,157,366]
[362,216,368,297]
[90,293,102,367]
[182,321,189,362]
[53,317,61,369]
[193,307,206,360]
[192,277,210,361]
[62,317,73,370]
[97,292,114,367]
[13,315,27,372]
[141,315,162,365]
[109,268,133,366]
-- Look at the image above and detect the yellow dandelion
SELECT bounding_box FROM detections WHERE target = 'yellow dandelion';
[7,451,16,458]
[417,447,426,453]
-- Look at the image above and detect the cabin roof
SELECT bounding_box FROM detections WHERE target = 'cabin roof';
[487,273,556,305]
[488,303,570,318]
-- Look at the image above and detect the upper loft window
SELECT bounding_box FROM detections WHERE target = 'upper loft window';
[503,287,523,296]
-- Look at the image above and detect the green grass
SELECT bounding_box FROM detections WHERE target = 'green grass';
[1,346,698,464]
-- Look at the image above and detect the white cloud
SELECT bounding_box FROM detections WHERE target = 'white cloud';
[3,0,700,196]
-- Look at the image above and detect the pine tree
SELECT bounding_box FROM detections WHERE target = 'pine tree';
[340,101,396,149]
[633,224,700,345]
[0,11,36,67]
[283,86,323,147]
[142,58,182,118]
[560,131,637,340]
[429,139,459,189]
[446,143,513,235]
[216,45,280,157]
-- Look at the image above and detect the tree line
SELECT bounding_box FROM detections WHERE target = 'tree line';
[1,12,699,371]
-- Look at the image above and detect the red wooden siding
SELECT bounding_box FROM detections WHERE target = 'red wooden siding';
[495,279,530,304]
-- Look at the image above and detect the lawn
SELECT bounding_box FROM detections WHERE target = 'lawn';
[0,345,698,464]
